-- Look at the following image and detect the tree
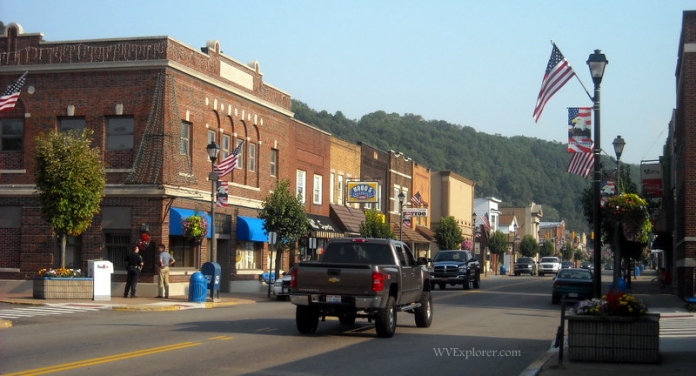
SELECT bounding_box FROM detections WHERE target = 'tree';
[539,240,554,257]
[35,129,106,268]
[258,179,309,280]
[487,231,508,255]
[518,235,538,257]
[359,209,394,238]
[435,216,463,250]
[561,241,573,260]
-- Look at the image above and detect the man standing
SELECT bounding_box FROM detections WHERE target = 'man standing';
[156,244,175,298]
[124,244,144,298]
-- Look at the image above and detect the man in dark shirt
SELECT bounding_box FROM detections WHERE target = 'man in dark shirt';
[124,244,144,298]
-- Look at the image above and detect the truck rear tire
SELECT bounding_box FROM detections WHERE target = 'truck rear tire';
[296,305,319,334]
[414,291,433,328]
[375,296,397,338]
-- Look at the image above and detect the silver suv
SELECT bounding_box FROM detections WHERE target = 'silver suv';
[538,257,561,276]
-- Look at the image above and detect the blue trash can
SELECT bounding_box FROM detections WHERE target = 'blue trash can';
[635,266,641,277]
[188,272,207,303]
[500,265,507,275]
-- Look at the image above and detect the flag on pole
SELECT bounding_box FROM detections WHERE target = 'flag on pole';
[0,72,27,112]
[213,140,245,178]
[567,151,594,179]
[481,214,491,231]
[410,192,424,207]
[216,181,228,207]
[533,43,576,123]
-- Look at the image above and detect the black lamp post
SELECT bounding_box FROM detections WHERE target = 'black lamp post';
[612,135,626,287]
[206,141,220,263]
[587,49,608,298]
[398,191,405,241]
[472,213,477,256]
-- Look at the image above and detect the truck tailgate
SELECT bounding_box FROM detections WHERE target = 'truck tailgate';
[295,263,377,296]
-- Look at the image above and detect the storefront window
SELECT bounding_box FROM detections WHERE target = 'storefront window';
[236,241,261,270]
[169,237,198,268]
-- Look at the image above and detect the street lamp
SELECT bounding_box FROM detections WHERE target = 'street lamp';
[472,213,477,256]
[612,135,626,287]
[206,141,220,263]
[587,49,608,298]
[398,191,405,241]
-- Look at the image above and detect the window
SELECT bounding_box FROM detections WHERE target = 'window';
[106,116,134,150]
[169,237,197,268]
[207,130,216,147]
[247,143,256,172]
[105,232,130,270]
[338,175,344,205]
[59,117,85,133]
[235,139,245,169]
[236,241,262,270]
[0,118,23,152]
[180,121,192,157]
[222,134,231,159]
[54,235,82,270]
[270,149,278,176]
[330,173,335,204]
[393,187,401,213]
[313,174,322,205]
[296,170,306,203]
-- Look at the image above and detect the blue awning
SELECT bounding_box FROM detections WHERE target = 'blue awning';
[237,216,269,242]
[170,208,212,238]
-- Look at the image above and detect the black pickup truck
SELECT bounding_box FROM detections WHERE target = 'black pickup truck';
[289,237,433,338]
[428,250,481,290]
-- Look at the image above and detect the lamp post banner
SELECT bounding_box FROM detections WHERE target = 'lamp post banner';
[567,107,593,153]
[640,162,663,198]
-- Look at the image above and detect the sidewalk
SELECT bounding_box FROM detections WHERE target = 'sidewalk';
[524,268,696,376]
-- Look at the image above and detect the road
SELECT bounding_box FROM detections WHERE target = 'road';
[0,275,562,375]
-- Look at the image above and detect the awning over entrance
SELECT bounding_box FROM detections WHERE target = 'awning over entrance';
[416,226,436,241]
[391,223,430,243]
[237,216,269,242]
[330,204,365,236]
[307,214,344,238]
[170,207,212,238]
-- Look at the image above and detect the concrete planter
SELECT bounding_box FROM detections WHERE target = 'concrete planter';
[32,278,93,299]
[568,313,660,363]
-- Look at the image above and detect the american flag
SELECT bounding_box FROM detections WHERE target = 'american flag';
[481,214,491,231]
[0,72,27,112]
[533,43,576,123]
[213,140,245,178]
[410,192,424,207]
[216,181,228,207]
[567,151,594,179]
[567,107,593,153]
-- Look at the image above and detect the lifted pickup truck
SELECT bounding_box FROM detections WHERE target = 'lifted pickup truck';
[289,237,433,338]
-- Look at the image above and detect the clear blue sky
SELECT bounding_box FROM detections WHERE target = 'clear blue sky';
[3,0,692,165]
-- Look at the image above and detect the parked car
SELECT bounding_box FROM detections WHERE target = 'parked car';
[514,257,537,276]
[561,261,573,269]
[551,268,594,304]
[581,261,595,270]
[272,266,294,300]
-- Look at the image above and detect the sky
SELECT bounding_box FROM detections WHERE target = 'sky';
[2,0,693,165]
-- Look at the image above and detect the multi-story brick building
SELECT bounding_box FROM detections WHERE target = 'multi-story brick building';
[0,23,339,292]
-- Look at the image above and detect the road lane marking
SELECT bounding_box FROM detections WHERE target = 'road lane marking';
[3,342,202,376]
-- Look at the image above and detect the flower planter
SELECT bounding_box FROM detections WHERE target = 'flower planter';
[33,278,94,299]
[567,313,660,363]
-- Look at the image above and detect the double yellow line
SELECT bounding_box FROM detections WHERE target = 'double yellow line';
[4,341,203,375]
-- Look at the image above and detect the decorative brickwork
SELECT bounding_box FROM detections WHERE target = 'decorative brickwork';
[32,278,94,299]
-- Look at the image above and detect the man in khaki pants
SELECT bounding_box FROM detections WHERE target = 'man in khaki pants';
[156,244,176,298]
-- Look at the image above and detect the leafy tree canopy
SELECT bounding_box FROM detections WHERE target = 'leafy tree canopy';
[518,235,538,257]
[487,231,508,255]
[360,209,394,239]
[435,216,464,250]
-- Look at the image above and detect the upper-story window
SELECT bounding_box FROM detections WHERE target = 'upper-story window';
[338,175,344,205]
[180,121,192,157]
[247,143,256,172]
[207,130,216,147]
[235,139,245,169]
[270,149,278,177]
[296,170,306,203]
[313,174,322,205]
[222,134,231,158]
[106,116,134,150]
[0,118,23,151]
[59,117,85,133]
[330,173,335,204]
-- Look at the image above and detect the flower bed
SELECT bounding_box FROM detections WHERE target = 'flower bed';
[33,277,94,299]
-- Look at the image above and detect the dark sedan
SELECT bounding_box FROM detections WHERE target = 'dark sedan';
[561,261,573,269]
[551,268,593,304]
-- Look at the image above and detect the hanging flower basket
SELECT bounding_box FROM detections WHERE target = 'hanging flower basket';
[603,193,651,243]
[182,214,208,242]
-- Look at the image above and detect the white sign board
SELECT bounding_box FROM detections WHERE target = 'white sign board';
[402,208,428,217]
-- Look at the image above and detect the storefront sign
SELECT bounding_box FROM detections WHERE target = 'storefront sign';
[402,208,428,217]
[347,182,379,203]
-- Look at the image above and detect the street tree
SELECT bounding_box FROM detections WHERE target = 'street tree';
[359,209,394,238]
[435,216,463,250]
[539,240,554,257]
[487,230,508,255]
[259,179,309,279]
[34,129,106,269]
[518,235,538,257]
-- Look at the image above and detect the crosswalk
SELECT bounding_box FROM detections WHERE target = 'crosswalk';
[660,316,696,338]
[0,304,105,319]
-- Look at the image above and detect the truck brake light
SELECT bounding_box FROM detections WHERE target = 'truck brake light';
[291,267,298,288]
[372,271,384,291]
